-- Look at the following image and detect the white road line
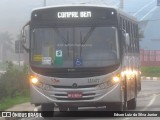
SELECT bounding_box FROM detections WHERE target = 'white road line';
[133,0,155,16]
[34,107,38,111]
[141,94,157,111]
[140,6,157,20]
[123,118,130,120]
[122,93,157,120]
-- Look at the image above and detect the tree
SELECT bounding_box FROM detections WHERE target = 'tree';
[0,62,29,99]
[0,32,14,62]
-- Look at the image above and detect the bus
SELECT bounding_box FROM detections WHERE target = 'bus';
[21,5,141,114]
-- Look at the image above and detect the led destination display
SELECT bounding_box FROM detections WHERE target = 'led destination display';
[57,11,92,18]
[31,6,117,25]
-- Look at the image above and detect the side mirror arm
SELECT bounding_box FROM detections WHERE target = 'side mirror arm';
[21,21,30,53]
[22,44,30,53]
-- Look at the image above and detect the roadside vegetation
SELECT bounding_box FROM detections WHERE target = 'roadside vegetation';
[0,62,7,71]
[0,62,29,110]
[0,94,29,111]
[141,66,160,77]
[0,62,160,110]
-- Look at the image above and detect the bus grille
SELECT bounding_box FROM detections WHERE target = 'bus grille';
[46,84,107,101]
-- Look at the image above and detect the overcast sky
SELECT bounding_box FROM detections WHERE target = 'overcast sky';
[0,0,155,39]
[0,0,110,38]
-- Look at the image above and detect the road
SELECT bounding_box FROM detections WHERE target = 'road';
[16,79,160,120]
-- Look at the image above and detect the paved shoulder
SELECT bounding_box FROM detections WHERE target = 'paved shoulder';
[6,102,35,111]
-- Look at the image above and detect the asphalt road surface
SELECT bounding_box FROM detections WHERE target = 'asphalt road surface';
[17,79,160,120]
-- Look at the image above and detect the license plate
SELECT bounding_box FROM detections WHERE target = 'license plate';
[68,92,82,98]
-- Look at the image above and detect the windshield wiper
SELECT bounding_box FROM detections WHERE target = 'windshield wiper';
[81,27,95,44]
[80,27,95,57]
[53,28,70,56]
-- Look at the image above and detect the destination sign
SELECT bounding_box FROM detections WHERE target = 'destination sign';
[57,11,91,18]
[31,7,117,25]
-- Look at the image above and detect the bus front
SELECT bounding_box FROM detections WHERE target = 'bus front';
[29,6,122,111]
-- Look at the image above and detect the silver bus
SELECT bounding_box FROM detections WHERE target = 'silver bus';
[22,5,141,114]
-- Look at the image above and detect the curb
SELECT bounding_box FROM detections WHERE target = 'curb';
[141,76,160,80]
[0,117,5,120]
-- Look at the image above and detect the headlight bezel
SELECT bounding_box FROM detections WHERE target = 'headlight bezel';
[106,73,121,87]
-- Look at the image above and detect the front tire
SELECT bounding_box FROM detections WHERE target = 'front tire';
[127,98,136,110]
[41,104,54,118]
[106,103,124,111]
[123,76,128,110]
[127,76,137,110]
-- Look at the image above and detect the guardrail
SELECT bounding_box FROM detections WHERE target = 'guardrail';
[141,76,160,80]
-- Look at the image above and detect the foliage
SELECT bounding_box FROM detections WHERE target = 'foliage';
[0,32,14,62]
[141,66,160,77]
[0,95,29,111]
[0,62,7,71]
[0,32,13,45]
[0,61,29,100]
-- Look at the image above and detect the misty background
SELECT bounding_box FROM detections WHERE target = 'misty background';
[0,0,159,64]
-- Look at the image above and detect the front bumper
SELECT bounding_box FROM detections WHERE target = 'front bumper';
[30,82,123,107]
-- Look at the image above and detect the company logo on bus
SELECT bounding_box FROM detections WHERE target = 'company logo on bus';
[72,83,78,88]
[67,68,75,72]
[57,11,91,18]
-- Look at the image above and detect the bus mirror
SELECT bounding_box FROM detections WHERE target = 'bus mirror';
[21,21,30,52]
[21,21,30,43]
[124,33,130,46]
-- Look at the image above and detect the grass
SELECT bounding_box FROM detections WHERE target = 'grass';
[0,95,30,111]
[0,62,7,71]
[141,66,160,77]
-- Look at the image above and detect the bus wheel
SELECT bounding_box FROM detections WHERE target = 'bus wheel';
[106,103,123,111]
[59,106,68,111]
[123,100,127,110]
[127,98,136,110]
[123,76,128,110]
[127,76,137,110]
[41,104,54,118]
[69,107,78,111]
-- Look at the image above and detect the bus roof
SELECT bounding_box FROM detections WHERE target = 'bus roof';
[32,4,117,11]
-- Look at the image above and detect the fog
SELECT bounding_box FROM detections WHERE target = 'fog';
[0,0,159,63]
[0,0,116,36]
[0,0,154,37]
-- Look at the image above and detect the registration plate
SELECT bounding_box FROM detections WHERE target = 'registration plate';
[68,92,82,98]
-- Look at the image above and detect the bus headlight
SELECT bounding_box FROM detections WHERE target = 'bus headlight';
[30,76,51,90]
[30,76,43,87]
[31,77,38,84]
[107,74,120,87]
[112,76,120,82]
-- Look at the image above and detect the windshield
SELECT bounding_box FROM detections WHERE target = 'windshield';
[31,27,119,68]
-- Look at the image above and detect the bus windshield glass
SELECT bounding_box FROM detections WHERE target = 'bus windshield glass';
[31,27,119,68]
